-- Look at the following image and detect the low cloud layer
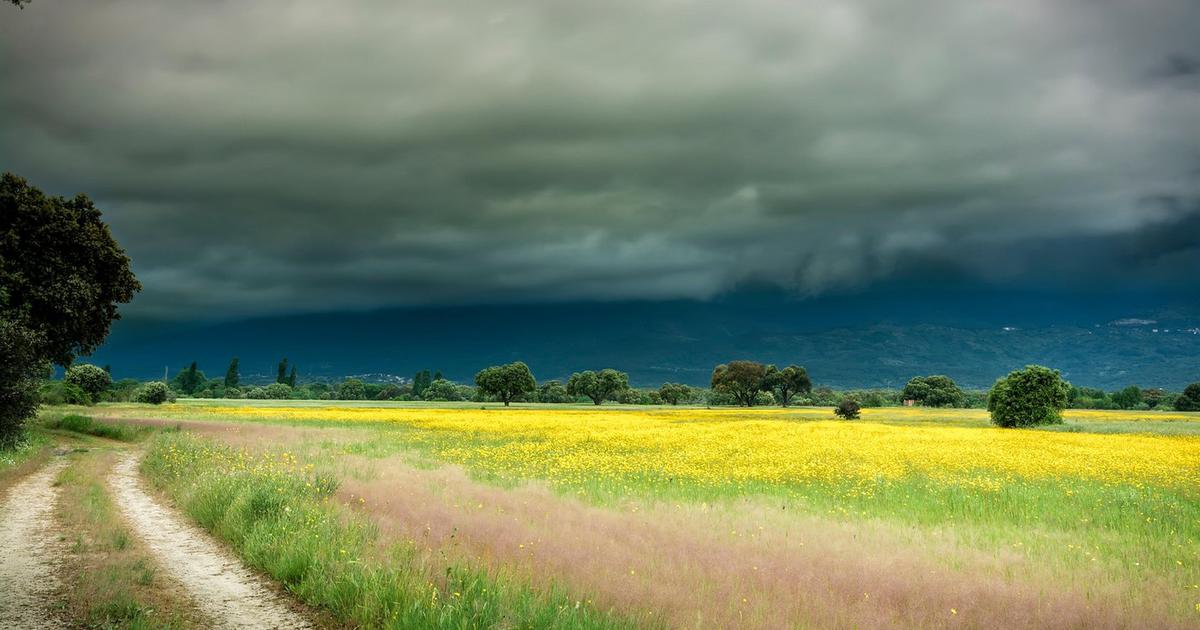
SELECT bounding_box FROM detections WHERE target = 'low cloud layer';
[2,0,1198,318]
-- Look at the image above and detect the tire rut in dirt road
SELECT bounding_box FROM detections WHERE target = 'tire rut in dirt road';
[0,458,68,630]
[109,454,311,630]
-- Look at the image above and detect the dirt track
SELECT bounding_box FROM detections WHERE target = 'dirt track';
[0,459,67,630]
[108,454,310,630]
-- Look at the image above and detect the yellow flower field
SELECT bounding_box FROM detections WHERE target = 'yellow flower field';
[157,404,1200,492]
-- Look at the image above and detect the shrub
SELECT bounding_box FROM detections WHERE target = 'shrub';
[834,398,861,419]
[134,381,170,405]
[264,383,293,400]
[246,386,269,400]
[224,386,244,399]
[337,379,366,401]
[422,379,463,402]
[64,363,112,399]
[1175,383,1200,412]
[39,380,91,406]
[987,365,1070,428]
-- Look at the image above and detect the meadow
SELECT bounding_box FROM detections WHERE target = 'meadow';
[83,401,1200,628]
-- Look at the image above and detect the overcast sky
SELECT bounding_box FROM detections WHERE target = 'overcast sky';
[2,0,1198,319]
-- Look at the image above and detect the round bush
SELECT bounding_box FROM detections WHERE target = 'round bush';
[987,365,1070,428]
[263,382,292,399]
[64,364,112,398]
[834,398,861,419]
[134,381,170,405]
[246,386,268,400]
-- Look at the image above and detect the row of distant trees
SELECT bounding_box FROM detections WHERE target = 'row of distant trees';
[38,356,1200,416]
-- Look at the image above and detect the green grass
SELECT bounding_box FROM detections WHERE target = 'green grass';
[142,432,653,630]
[0,430,49,473]
[43,414,155,442]
[55,451,199,629]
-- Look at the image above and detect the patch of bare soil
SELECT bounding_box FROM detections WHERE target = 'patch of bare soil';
[108,453,311,630]
[0,458,68,630]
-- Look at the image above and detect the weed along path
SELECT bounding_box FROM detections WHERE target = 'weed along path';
[108,453,311,630]
[0,458,68,630]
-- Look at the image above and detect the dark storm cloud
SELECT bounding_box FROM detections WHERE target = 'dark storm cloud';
[2,0,1199,317]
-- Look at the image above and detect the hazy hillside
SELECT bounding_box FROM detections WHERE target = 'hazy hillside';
[91,293,1200,390]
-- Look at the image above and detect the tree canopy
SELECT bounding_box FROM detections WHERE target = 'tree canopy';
[902,375,964,407]
[765,365,811,407]
[475,362,536,406]
[566,369,629,406]
[710,361,768,407]
[987,365,1070,428]
[1,173,140,366]
[1175,383,1200,412]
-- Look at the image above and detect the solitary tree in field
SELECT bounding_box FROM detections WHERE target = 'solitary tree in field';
[710,361,768,407]
[1,173,139,443]
[475,362,536,406]
[834,397,861,419]
[1175,383,1200,412]
[65,363,112,400]
[987,365,1070,428]
[566,369,629,405]
[765,365,812,407]
[658,382,690,405]
[224,357,240,388]
[902,375,964,407]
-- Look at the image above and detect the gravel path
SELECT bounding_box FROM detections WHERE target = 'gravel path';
[109,454,310,630]
[0,459,67,630]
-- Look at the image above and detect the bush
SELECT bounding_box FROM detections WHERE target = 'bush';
[337,379,366,401]
[421,379,463,402]
[987,365,1070,428]
[264,383,293,400]
[1174,383,1200,412]
[246,386,269,400]
[39,380,92,406]
[134,381,170,405]
[834,398,861,419]
[64,363,112,398]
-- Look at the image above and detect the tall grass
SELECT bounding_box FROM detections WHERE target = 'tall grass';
[142,432,648,630]
[43,414,155,442]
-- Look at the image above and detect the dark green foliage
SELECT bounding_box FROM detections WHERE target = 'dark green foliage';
[988,365,1071,428]
[764,364,811,407]
[134,381,170,405]
[337,378,366,400]
[224,357,240,388]
[902,375,964,407]
[1176,383,1200,412]
[276,358,289,384]
[834,398,861,419]
[710,361,768,407]
[475,362,536,406]
[413,370,433,398]
[536,380,571,403]
[0,173,140,366]
[171,362,206,395]
[658,382,690,405]
[1110,385,1144,410]
[566,369,629,406]
[0,320,47,445]
[422,379,463,401]
[287,366,297,388]
[65,363,112,398]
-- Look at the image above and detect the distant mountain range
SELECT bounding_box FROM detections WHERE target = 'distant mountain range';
[89,291,1200,390]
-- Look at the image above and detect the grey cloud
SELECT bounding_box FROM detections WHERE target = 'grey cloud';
[1,0,1198,317]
